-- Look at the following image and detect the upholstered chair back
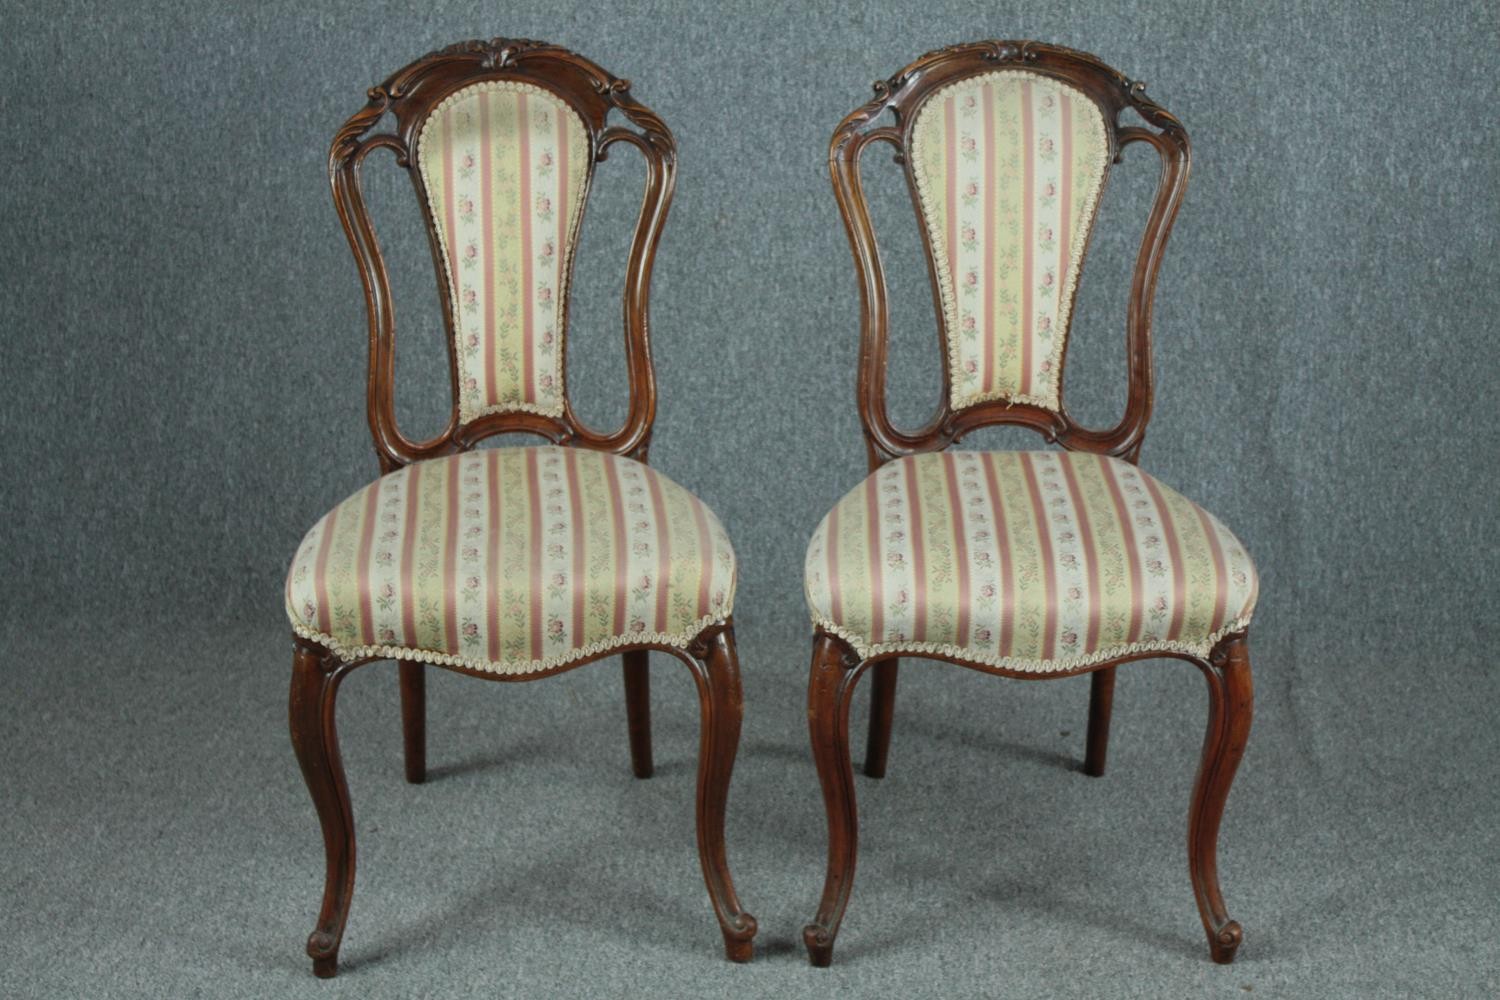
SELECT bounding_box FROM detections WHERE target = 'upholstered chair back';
[909,71,1109,412]
[417,83,591,422]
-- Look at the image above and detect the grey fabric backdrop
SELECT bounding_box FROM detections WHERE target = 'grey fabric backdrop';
[2,2,1497,998]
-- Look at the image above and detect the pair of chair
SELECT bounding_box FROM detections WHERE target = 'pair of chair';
[286,37,1259,978]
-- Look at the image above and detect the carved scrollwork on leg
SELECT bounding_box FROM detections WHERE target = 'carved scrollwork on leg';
[803,631,867,967]
[288,639,361,978]
[1187,631,1254,963]
[678,621,757,962]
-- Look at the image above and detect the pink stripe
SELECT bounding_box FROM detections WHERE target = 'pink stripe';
[826,505,842,625]
[312,507,340,635]
[442,458,461,654]
[944,97,959,359]
[1141,475,1188,641]
[1194,506,1230,634]
[941,454,971,648]
[1098,456,1145,643]
[518,94,536,404]
[690,492,713,619]
[486,452,503,662]
[565,449,587,644]
[1059,94,1074,295]
[981,83,997,393]
[399,465,422,645]
[901,460,928,642]
[602,456,629,635]
[479,93,497,406]
[865,473,884,642]
[1058,455,1102,653]
[1019,80,1035,398]
[980,454,1015,657]
[1018,453,1056,660]
[646,470,672,633]
[355,480,381,645]
[525,449,544,659]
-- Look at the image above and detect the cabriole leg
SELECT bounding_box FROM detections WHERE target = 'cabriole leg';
[803,632,864,967]
[1188,633,1254,963]
[289,640,357,978]
[684,623,757,961]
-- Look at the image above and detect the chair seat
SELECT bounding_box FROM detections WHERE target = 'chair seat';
[804,450,1257,672]
[286,447,736,675]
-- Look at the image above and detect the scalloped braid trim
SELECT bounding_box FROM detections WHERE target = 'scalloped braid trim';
[909,69,1109,414]
[811,614,1254,674]
[416,79,592,425]
[290,609,732,676]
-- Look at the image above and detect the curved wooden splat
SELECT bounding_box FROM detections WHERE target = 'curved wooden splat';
[828,40,1193,470]
[327,39,675,472]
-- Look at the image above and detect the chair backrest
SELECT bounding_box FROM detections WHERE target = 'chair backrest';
[329,38,675,472]
[829,41,1191,468]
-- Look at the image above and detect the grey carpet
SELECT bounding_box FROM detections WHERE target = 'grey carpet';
[2,615,1495,998]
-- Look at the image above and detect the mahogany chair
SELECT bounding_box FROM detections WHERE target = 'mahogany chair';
[285,38,756,977]
[803,41,1259,965]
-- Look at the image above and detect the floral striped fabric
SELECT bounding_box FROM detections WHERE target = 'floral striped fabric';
[417,81,592,423]
[286,447,736,675]
[910,71,1110,413]
[804,451,1257,671]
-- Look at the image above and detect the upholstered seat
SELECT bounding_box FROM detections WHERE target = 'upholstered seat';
[287,446,736,675]
[805,450,1256,671]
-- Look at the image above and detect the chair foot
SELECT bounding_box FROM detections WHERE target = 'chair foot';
[1209,919,1244,964]
[803,923,835,967]
[1188,633,1253,964]
[721,915,757,962]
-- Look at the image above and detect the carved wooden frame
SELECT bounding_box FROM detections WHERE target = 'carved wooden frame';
[807,40,1253,966]
[292,38,754,978]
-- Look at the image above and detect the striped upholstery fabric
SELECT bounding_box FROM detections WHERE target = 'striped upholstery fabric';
[910,71,1110,413]
[804,451,1257,671]
[286,447,736,675]
[417,81,592,423]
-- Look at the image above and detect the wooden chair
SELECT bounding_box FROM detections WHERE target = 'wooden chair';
[803,41,1258,965]
[286,38,756,977]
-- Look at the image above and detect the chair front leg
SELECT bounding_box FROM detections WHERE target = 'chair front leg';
[289,640,358,978]
[622,649,654,778]
[803,630,866,967]
[683,622,757,961]
[863,659,898,778]
[399,662,426,784]
[1188,632,1254,963]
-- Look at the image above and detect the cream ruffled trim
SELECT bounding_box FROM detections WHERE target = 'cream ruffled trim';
[810,614,1254,675]
[290,607,733,676]
[416,79,593,425]
[909,70,1109,415]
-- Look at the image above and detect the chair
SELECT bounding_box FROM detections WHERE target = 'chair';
[803,41,1258,965]
[286,38,756,977]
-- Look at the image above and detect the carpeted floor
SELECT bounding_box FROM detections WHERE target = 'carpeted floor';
[2,615,1495,999]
